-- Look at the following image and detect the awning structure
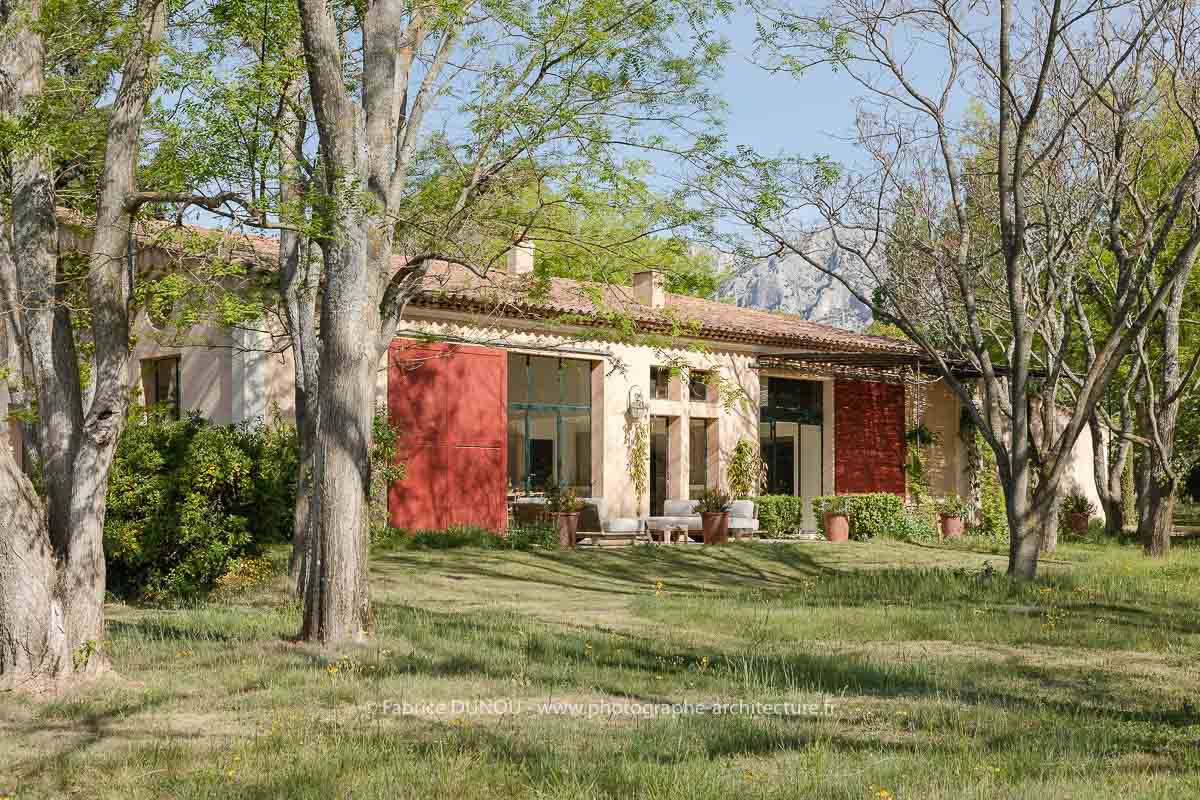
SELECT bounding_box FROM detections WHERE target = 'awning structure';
[755,350,1039,380]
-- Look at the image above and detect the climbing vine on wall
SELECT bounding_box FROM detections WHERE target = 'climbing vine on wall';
[627,420,649,510]
[959,407,1006,537]
[905,422,941,500]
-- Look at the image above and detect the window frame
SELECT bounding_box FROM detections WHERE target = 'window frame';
[507,354,593,495]
[141,355,181,420]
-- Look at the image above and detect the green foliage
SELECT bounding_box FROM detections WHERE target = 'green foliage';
[812,493,906,542]
[373,524,558,551]
[544,482,583,513]
[1062,491,1097,517]
[726,438,766,499]
[905,423,941,448]
[503,524,560,551]
[104,408,297,603]
[904,423,942,495]
[530,184,726,298]
[936,495,972,518]
[754,495,807,538]
[975,432,1009,539]
[693,488,732,514]
[212,554,278,598]
[626,420,649,509]
[883,512,939,544]
[862,319,909,340]
[369,407,406,536]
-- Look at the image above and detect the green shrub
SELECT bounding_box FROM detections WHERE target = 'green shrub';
[104,408,298,603]
[373,523,558,551]
[975,432,1008,538]
[755,495,807,538]
[885,511,939,544]
[213,554,279,598]
[1062,490,1097,516]
[811,493,906,541]
[504,524,558,550]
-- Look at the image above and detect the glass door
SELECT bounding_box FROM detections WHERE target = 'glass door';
[650,416,669,515]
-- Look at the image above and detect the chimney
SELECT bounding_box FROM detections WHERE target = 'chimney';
[632,270,665,308]
[507,240,534,275]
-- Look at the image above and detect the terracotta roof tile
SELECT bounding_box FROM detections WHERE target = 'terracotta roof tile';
[414,262,918,354]
[72,213,913,355]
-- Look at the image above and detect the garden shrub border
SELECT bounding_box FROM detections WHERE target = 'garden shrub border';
[754,495,807,538]
[811,493,906,541]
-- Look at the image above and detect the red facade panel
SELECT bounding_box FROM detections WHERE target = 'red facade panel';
[834,378,906,496]
[387,339,507,531]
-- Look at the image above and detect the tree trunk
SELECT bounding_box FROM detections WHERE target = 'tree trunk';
[0,449,72,691]
[0,0,165,689]
[1038,493,1060,554]
[1089,411,1132,536]
[300,230,377,644]
[1004,457,1042,579]
[1139,473,1175,557]
[1007,502,1044,580]
[277,90,319,586]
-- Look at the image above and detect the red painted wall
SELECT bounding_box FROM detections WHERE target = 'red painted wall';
[387,339,508,531]
[834,378,906,496]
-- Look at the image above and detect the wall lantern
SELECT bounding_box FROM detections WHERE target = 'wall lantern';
[627,385,648,418]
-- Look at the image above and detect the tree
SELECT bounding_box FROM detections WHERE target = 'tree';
[704,0,1200,577]
[1072,47,1200,555]
[528,183,723,297]
[0,0,167,688]
[292,0,725,642]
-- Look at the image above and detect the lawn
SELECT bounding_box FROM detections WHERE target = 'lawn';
[3,537,1200,799]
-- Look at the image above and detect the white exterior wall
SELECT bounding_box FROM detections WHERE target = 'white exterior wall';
[129,312,236,423]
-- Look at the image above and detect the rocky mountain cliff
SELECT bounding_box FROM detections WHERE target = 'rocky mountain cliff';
[717,230,878,331]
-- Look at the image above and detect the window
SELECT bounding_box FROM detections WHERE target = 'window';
[689,418,710,497]
[759,377,823,499]
[760,376,822,423]
[141,356,180,419]
[689,370,713,403]
[507,354,592,494]
[650,366,670,399]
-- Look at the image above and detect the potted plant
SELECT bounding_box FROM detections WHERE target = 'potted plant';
[1062,492,1095,535]
[545,482,584,548]
[727,439,766,500]
[694,489,732,545]
[824,496,850,543]
[936,495,971,539]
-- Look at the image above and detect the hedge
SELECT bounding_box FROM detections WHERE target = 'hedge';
[754,495,807,538]
[811,493,906,541]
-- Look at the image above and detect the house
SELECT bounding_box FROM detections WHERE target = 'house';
[4,221,1103,532]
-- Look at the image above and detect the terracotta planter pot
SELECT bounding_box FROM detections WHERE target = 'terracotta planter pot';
[701,511,730,545]
[825,512,850,542]
[1067,512,1089,534]
[555,512,580,548]
[940,514,964,539]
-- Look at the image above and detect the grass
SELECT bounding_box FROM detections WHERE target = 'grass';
[3,537,1200,798]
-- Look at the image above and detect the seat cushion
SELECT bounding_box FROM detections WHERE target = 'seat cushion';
[605,517,641,533]
[730,517,759,531]
[729,500,755,519]
[662,499,698,517]
[646,516,689,530]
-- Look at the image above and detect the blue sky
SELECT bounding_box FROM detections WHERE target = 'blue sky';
[717,9,868,166]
